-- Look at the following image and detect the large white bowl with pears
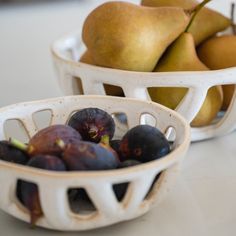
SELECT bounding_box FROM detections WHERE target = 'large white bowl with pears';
[51,0,236,142]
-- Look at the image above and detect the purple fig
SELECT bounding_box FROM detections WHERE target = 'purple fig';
[62,140,119,171]
[28,125,82,156]
[68,108,115,143]
[0,140,29,164]
[18,155,66,225]
[120,125,170,162]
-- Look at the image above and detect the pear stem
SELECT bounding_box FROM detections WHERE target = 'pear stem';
[185,0,212,33]
[9,138,28,152]
[231,2,236,35]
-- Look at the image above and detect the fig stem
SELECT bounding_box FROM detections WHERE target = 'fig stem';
[88,127,98,139]
[100,135,110,146]
[55,138,66,149]
[28,145,35,155]
[9,138,28,152]
[185,0,212,33]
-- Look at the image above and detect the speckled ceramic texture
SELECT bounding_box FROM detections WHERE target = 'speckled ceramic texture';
[51,31,236,142]
[0,95,189,231]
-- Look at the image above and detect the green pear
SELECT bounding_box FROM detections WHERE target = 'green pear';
[148,32,223,127]
[141,0,231,46]
[198,35,236,110]
[82,1,190,72]
[80,50,124,96]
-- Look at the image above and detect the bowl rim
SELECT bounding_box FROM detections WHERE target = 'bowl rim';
[0,95,190,179]
[51,30,236,85]
[50,31,236,143]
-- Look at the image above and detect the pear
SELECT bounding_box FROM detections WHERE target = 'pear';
[198,35,236,110]
[141,0,231,46]
[80,50,124,96]
[80,50,94,65]
[220,85,235,110]
[148,32,223,127]
[82,1,191,72]
[198,35,236,69]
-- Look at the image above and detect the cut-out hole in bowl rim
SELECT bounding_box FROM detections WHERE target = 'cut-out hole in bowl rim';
[66,109,82,125]
[103,84,124,97]
[64,48,76,61]
[140,113,157,127]
[16,179,43,223]
[210,84,236,125]
[111,112,128,139]
[148,86,188,111]
[4,119,29,143]
[221,84,236,112]
[148,85,226,128]
[32,109,53,131]
[143,172,164,202]
[113,182,130,202]
[68,188,97,217]
[72,76,84,95]
[164,126,177,146]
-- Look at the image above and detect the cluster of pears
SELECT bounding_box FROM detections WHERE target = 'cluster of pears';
[81,0,235,127]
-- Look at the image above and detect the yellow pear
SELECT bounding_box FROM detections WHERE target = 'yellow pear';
[80,50,94,65]
[198,35,236,110]
[82,1,191,72]
[141,0,231,46]
[221,85,235,110]
[80,51,124,96]
[148,32,223,127]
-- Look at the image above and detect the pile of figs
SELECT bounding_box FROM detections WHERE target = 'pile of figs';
[0,108,171,225]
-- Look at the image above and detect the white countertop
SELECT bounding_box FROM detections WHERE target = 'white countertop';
[0,1,236,235]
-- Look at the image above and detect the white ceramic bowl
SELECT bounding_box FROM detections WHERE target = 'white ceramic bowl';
[0,95,189,231]
[51,31,236,142]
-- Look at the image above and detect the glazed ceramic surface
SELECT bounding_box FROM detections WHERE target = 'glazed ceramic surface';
[0,95,190,231]
[51,31,236,142]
